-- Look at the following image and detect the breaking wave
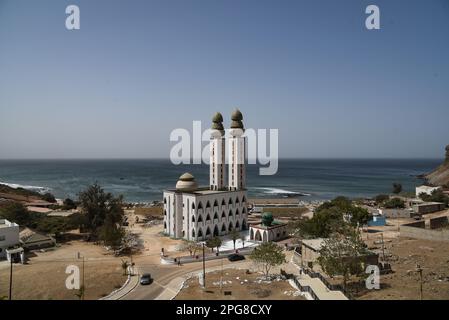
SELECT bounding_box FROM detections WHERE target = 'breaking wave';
[0,181,51,194]
[255,187,311,197]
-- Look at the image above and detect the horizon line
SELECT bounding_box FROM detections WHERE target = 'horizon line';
[0,157,443,161]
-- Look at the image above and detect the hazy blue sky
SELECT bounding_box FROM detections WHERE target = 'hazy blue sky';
[1,0,448,159]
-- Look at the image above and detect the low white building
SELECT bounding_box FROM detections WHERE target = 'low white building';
[416,185,441,197]
[0,219,20,259]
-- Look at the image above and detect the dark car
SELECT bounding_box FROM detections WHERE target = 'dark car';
[228,254,245,262]
[140,273,153,285]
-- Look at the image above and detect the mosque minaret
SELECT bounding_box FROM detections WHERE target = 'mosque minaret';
[163,110,248,241]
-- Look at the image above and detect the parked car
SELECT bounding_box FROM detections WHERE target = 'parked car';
[228,254,245,262]
[140,273,153,285]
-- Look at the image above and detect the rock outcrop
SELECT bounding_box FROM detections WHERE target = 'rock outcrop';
[425,145,449,187]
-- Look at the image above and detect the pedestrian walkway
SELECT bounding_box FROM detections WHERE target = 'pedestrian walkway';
[101,266,140,300]
[285,254,348,300]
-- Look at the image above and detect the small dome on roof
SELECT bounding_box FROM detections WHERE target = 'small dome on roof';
[231,109,243,121]
[212,112,223,123]
[176,172,198,191]
[179,172,195,181]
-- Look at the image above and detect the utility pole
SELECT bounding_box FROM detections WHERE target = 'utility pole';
[381,233,386,261]
[220,255,223,293]
[9,257,13,300]
[82,255,85,300]
[78,252,85,300]
[416,264,423,300]
[202,243,206,289]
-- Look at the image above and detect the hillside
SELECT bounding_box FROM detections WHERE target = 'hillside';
[0,183,51,205]
[425,145,449,187]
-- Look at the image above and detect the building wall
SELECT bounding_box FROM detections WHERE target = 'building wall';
[0,219,20,259]
[163,190,248,241]
[400,225,449,242]
[413,203,446,214]
[429,216,449,229]
[416,186,441,197]
[249,224,288,242]
[301,245,321,267]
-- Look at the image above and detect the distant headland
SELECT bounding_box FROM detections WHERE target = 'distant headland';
[425,145,449,187]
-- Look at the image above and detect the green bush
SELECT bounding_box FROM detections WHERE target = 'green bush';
[384,197,405,209]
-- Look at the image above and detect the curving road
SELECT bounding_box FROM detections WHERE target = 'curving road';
[122,257,246,300]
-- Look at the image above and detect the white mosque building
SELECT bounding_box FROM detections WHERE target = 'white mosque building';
[163,110,249,241]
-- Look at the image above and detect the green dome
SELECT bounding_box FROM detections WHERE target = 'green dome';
[179,172,195,181]
[212,112,223,123]
[231,109,243,121]
[212,122,224,131]
[261,212,274,227]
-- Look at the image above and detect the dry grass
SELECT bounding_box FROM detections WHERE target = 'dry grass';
[0,241,127,300]
[262,207,309,219]
[134,206,163,218]
[175,268,305,300]
[356,237,449,300]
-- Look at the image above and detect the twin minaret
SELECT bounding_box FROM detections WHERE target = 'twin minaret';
[209,109,246,191]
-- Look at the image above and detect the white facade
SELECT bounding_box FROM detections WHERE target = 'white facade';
[163,189,248,240]
[249,223,288,243]
[163,110,248,241]
[0,219,20,259]
[210,130,226,190]
[416,185,441,197]
[228,129,246,191]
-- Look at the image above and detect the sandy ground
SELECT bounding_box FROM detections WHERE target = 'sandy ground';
[0,241,127,300]
[356,237,449,300]
[175,268,305,300]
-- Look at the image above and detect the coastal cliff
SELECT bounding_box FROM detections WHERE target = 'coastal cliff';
[425,145,449,187]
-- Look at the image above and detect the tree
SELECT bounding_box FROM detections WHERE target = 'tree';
[348,206,371,226]
[229,229,240,251]
[121,260,129,275]
[419,189,449,207]
[292,196,371,238]
[0,203,31,226]
[374,194,390,205]
[206,237,222,254]
[42,192,57,203]
[384,197,405,209]
[249,242,286,279]
[78,183,125,246]
[392,183,402,194]
[63,198,77,210]
[181,240,201,256]
[317,228,368,290]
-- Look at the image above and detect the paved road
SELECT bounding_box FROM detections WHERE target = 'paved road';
[122,257,245,300]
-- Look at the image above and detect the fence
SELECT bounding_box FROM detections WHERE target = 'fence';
[280,269,319,300]
[291,251,353,299]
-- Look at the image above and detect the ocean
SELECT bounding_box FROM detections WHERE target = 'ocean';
[0,159,441,203]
